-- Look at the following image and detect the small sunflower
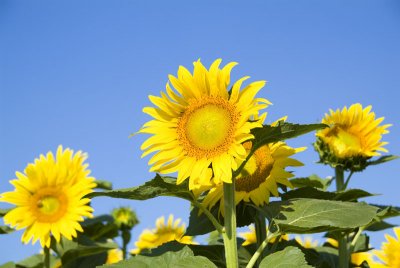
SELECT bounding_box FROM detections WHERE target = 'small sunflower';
[139,59,270,190]
[111,206,139,229]
[315,103,390,170]
[295,236,319,248]
[202,118,304,214]
[0,146,96,248]
[106,248,123,264]
[131,215,195,254]
[240,225,288,246]
[373,227,400,267]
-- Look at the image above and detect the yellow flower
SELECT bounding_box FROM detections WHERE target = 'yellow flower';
[240,225,288,246]
[106,248,123,264]
[139,59,270,190]
[202,117,304,214]
[373,227,400,267]
[131,215,195,254]
[295,236,319,248]
[315,103,390,170]
[0,146,96,248]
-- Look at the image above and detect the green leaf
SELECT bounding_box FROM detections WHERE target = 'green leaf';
[259,246,312,268]
[251,122,327,152]
[313,246,338,268]
[261,199,379,233]
[98,246,217,268]
[281,188,373,202]
[367,155,399,166]
[95,180,113,190]
[61,240,117,265]
[290,175,332,190]
[352,234,370,253]
[89,175,193,202]
[80,215,119,241]
[366,220,396,232]
[16,254,58,268]
[0,262,16,268]
[0,208,12,217]
[0,225,14,234]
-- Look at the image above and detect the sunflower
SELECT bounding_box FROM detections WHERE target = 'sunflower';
[106,248,123,264]
[0,146,96,248]
[372,227,400,267]
[139,59,270,190]
[315,103,390,170]
[295,236,319,248]
[202,117,304,214]
[131,215,195,254]
[240,225,288,246]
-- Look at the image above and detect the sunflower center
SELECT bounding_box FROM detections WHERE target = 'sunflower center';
[31,188,68,223]
[177,97,239,158]
[38,196,60,215]
[329,126,362,157]
[236,144,274,192]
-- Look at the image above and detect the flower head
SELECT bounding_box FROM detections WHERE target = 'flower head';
[202,118,304,214]
[139,59,270,190]
[240,225,288,246]
[373,227,400,267]
[131,215,195,254]
[111,206,139,229]
[315,103,390,171]
[0,146,96,247]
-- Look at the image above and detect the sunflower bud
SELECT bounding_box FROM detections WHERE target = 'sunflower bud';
[111,206,139,229]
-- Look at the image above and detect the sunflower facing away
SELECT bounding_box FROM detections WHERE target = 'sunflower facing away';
[202,117,304,214]
[0,146,96,247]
[131,215,195,254]
[372,227,400,267]
[240,225,289,246]
[315,103,390,170]
[139,59,270,190]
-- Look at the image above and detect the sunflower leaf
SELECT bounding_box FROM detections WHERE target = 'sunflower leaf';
[367,155,399,166]
[281,187,374,202]
[94,180,113,190]
[0,262,16,268]
[251,122,327,152]
[259,246,312,268]
[97,246,217,268]
[0,225,14,234]
[261,198,379,233]
[89,174,193,202]
[290,175,332,190]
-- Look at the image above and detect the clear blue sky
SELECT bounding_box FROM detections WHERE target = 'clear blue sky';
[1,0,399,263]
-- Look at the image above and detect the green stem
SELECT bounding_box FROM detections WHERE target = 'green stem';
[343,171,354,190]
[121,228,131,259]
[335,166,349,268]
[349,226,365,253]
[44,246,50,268]
[254,213,267,267]
[192,198,224,234]
[222,182,238,268]
[246,231,279,268]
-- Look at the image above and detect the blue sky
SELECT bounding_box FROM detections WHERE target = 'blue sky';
[0,0,399,263]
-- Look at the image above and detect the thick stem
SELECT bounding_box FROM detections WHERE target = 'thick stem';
[254,213,267,267]
[336,166,348,268]
[222,182,238,268]
[44,246,50,268]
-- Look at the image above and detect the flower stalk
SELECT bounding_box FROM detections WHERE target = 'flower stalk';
[254,213,267,267]
[222,182,238,268]
[336,166,349,268]
[44,246,50,268]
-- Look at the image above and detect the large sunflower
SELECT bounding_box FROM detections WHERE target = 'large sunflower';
[315,103,390,170]
[372,228,400,267]
[131,215,195,254]
[202,118,304,214]
[139,59,270,190]
[0,146,96,247]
